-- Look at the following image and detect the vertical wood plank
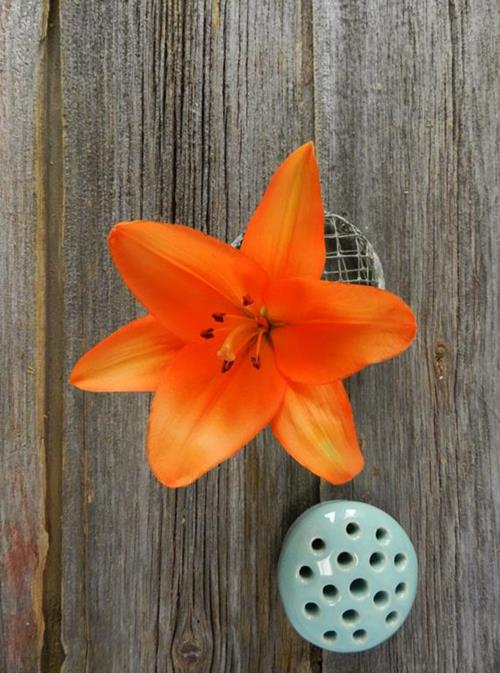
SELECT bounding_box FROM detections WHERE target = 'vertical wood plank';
[0,3,48,672]
[313,1,500,672]
[60,2,319,671]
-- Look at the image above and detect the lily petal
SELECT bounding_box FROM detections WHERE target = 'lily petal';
[148,339,286,487]
[70,315,182,392]
[267,278,416,383]
[109,221,269,341]
[241,142,325,280]
[272,380,364,484]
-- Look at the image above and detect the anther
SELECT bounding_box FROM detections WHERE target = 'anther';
[242,295,254,306]
[251,356,261,370]
[221,360,234,373]
[212,312,225,322]
[200,328,215,339]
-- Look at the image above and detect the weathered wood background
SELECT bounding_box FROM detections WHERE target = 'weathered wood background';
[1,1,499,672]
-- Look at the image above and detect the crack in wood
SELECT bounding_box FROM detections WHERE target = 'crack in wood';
[37,0,66,670]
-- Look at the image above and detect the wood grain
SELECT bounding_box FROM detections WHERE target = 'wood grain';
[1,1,499,671]
[313,1,500,671]
[59,2,318,672]
[0,2,49,672]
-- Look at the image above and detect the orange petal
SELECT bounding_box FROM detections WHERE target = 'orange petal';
[109,221,269,340]
[241,142,325,280]
[69,315,182,392]
[267,278,416,383]
[148,339,286,487]
[272,380,364,484]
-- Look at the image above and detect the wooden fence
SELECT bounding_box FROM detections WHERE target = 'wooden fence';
[1,1,498,671]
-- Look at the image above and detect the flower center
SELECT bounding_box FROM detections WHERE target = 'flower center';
[199,295,271,373]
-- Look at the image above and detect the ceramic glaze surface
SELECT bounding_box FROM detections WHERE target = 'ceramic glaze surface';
[278,500,418,653]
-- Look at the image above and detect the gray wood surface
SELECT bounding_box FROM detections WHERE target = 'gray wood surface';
[0,3,49,673]
[314,2,500,671]
[1,1,499,672]
[60,3,318,673]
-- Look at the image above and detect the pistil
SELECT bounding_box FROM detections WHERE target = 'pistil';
[217,321,257,363]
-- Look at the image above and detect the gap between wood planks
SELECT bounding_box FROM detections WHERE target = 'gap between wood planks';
[37,0,66,670]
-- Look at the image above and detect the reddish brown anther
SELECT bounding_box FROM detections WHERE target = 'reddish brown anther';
[200,328,215,339]
[221,359,234,373]
[242,294,254,306]
[251,356,261,370]
[212,312,225,322]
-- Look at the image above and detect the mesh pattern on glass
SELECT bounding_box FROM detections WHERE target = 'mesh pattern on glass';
[323,213,385,288]
[232,213,384,289]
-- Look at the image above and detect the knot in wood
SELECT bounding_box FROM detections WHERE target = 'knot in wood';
[172,631,206,670]
[433,340,451,381]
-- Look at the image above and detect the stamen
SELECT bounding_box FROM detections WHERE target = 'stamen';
[210,303,271,372]
[217,322,256,362]
[242,294,254,306]
[251,356,261,369]
[251,329,265,370]
[221,360,234,374]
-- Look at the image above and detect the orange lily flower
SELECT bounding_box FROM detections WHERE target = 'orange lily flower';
[70,143,416,488]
